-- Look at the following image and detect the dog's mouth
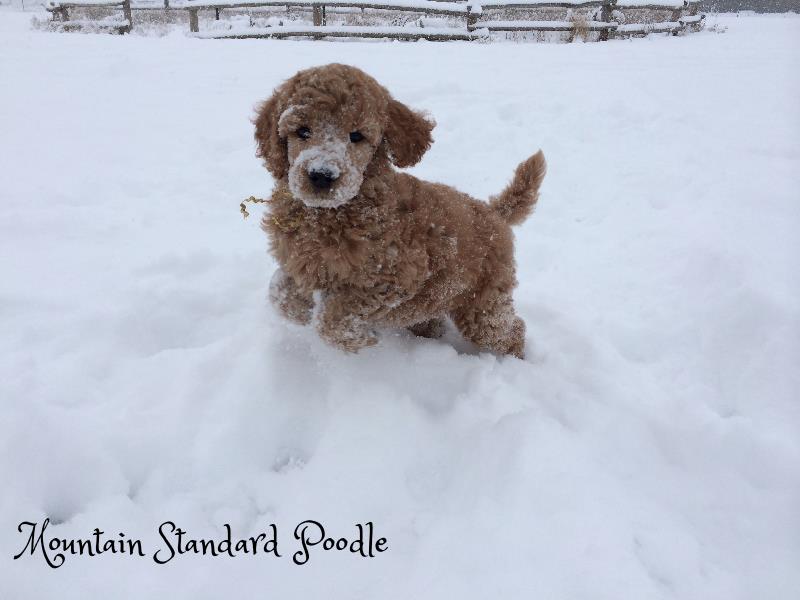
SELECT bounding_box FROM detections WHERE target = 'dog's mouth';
[287,146,363,209]
[290,184,355,209]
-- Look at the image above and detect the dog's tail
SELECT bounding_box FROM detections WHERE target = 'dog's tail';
[489,150,547,226]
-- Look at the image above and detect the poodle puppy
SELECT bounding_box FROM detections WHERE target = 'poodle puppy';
[254,64,546,358]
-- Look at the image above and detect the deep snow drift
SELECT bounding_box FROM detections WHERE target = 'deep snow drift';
[1,11,799,599]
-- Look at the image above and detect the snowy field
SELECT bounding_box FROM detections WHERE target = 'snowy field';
[2,11,799,599]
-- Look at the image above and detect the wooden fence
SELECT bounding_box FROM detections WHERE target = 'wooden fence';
[46,0,705,40]
[46,0,132,32]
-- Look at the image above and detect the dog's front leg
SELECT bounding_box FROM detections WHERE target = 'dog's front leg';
[315,290,380,353]
[269,267,314,325]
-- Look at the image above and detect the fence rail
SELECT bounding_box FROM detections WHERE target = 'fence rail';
[45,0,705,40]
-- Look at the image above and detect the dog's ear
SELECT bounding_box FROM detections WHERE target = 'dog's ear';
[384,99,435,168]
[253,92,289,179]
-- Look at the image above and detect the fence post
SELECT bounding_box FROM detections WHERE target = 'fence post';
[685,1,703,32]
[189,7,199,32]
[599,0,615,41]
[312,3,322,26]
[669,1,685,35]
[465,4,477,32]
[122,0,132,32]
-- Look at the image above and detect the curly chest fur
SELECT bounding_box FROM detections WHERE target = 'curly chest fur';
[263,188,429,295]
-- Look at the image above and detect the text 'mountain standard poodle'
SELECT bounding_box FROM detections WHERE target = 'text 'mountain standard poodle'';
[255,64,546,358]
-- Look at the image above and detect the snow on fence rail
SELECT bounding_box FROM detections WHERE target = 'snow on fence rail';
[45,0,704,40]
[46,0,132,32]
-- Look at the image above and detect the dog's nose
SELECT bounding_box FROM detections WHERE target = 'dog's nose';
[308,169,338,190]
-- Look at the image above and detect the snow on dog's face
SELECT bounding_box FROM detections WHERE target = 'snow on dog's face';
[279,105,381,208]
[254,64,435,208]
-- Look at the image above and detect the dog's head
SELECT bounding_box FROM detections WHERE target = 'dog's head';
[254,64,434,208]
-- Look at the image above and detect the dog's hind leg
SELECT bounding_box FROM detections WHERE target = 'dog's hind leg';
[269,267,314,325]
[407,317,446,339]
[450,294,525,359]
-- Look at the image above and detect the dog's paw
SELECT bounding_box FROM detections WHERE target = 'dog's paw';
[408,317,446,339]
[317,314,378,353]
[269,268,313,325]
[322,328,378,353]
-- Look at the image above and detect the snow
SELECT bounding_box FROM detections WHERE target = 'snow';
[476,0,683,7]
[616,20,679,32]
[479,19,615,29]
[616,0,684,7]
[680,14,704,22]
[45,0,124,6]
[49,16,130,25]
[2,9,800,599]
[192,24,483,38]
[277,104,302,130]
[174,0,472,14]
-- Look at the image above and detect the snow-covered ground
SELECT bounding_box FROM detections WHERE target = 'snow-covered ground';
[1,10,799,599]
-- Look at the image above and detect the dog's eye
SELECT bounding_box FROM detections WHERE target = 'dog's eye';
[349,131,364,143]
[296,127,311,140]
